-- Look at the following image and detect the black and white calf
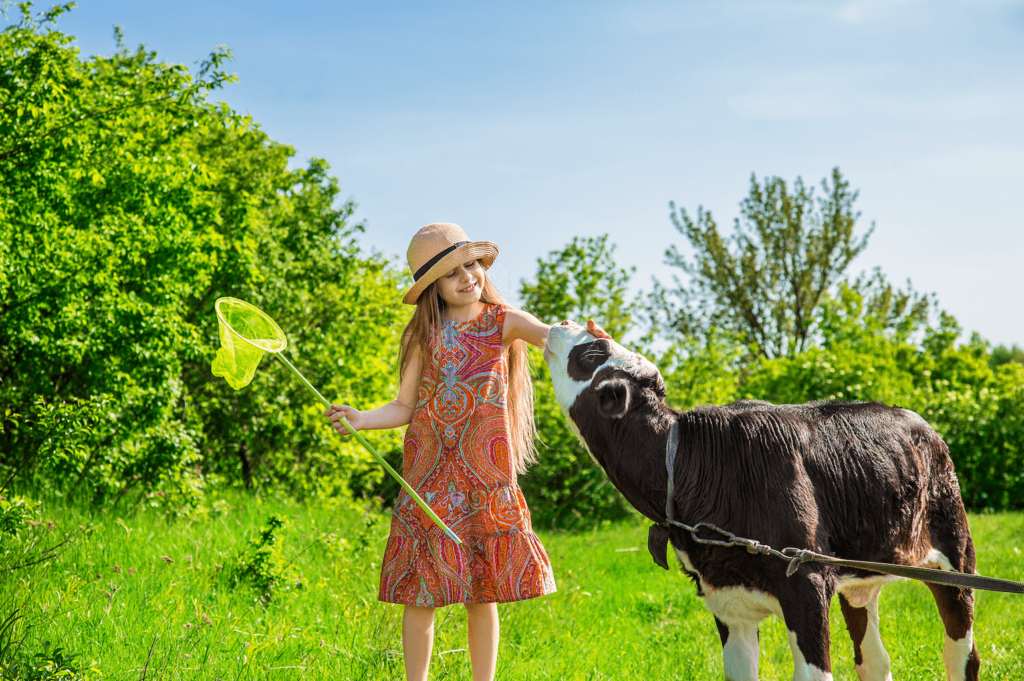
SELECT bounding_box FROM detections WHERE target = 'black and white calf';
[543,320,981,681]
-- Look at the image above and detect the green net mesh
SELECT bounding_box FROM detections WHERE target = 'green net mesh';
[211,298,288,390]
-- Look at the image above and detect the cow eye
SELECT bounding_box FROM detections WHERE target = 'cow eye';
[566,339,612,381]
[580,340,610,366]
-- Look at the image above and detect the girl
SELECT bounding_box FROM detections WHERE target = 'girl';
[324,222,555,681]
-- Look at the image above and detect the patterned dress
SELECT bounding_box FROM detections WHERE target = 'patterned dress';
[378,305,557,606]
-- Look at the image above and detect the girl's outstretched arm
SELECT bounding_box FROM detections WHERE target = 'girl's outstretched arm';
[324,341,422,435]
[503,308,550,348]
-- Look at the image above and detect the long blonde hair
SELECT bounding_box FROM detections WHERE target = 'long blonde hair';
[398,276,538,474]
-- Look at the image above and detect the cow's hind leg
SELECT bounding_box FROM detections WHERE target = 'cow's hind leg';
[778,572,835,681]
[715,616,759,681]
[838,584,891,681]
[925,484,981,681]
[928,582,980,681]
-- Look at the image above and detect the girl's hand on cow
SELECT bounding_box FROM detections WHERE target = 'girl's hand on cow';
[324,404,362,435]
[587,319,612,340]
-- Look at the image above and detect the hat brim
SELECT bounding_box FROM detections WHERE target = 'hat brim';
[403,241,499,305]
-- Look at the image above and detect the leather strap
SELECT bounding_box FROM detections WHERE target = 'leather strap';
[782,549,1024,594]
[665,420,680,522]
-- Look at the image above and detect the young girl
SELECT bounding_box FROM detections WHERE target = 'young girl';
[324,222,555,681]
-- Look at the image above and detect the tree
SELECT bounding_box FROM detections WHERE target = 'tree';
[0,7,407,505]
[178,125,409,499]
[665,167,873,358]
[518,234,634,337]
[990,343,1024,369]
[742,286,1024,511]
[0,6,235,500]
[849,268,933,344]
[516,235,638,527]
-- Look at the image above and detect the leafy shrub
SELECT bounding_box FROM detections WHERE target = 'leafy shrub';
[656,329,742,410]
[517,237,640,528]
[0,642,97,681]
[741,289,1024,510]
[230,515,303,602]
[0,496,39,539]
[0,7,407,506]
[920,347,1024,510]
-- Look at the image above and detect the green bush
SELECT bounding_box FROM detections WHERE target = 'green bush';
[740,287,1024,510]
[229,514,305,603]
[0,642,96,681]
[0,7,407,507]
[517,238,638,528]
[0,8,223,502]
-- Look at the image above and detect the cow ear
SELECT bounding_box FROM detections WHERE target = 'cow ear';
[596,379,630,419]
[648,524,670,570]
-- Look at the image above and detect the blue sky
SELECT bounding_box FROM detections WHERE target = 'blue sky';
[24,0,1024,345]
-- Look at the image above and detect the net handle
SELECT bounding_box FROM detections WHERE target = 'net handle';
[275,354,462,545]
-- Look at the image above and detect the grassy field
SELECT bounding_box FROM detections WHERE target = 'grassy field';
[3,493,1022,680]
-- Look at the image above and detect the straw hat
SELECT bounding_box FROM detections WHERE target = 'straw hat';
[403,223,499,305]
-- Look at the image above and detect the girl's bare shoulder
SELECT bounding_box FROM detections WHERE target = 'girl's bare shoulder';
[502,308,549,348]
[501,306,539,327]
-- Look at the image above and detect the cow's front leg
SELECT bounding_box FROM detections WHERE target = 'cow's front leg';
[715,616,759,681]
[778,573,835,681]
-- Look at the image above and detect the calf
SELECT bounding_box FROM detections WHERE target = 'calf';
[544,320,980,681]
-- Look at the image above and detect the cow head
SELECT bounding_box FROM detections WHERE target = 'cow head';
[543,320,667,454]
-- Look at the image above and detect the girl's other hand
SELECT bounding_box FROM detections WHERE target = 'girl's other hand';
[324,404,362,435]
[586,319,612,340]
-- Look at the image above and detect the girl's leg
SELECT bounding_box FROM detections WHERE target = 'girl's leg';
[465,602,499,681]
[402,605,435,681]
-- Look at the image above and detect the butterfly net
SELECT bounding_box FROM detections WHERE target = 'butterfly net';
[208,297,462,543]
[211,297,288,389]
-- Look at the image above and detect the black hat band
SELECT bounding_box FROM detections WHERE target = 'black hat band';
[413,241,471,281]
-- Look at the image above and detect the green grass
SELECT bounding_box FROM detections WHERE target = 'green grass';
[4,494,1023,679]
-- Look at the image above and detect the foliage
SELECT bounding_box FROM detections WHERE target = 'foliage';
[175,123,408,500]
[990,342,1024,369]
[0,5,227,501]
[0,495,45,543]
[230,514,304,603]
[518,236,638,527]
[0,6,406,505]
[740,285,1024,510]
[742,283,922,406]
[0,643,94,681]
[0,492,83,678]
[664,167,873,358]
[655,330,742,410]
[850,268,933,343]
[918,335,1024,510]
[519,234,634,337]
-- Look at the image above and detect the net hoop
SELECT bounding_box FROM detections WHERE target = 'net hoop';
[215,297,288,353]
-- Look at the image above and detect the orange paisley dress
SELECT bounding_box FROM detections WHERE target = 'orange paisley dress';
[378,304,556,606]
